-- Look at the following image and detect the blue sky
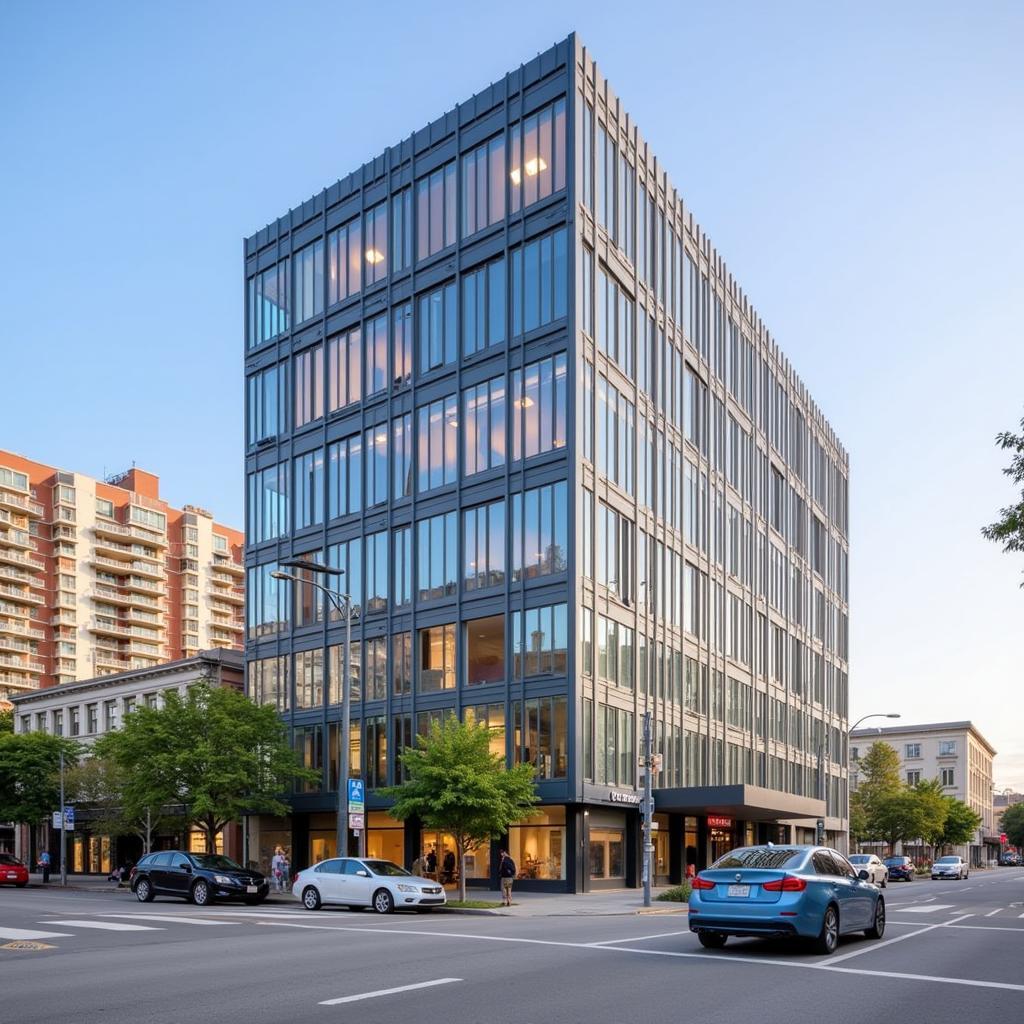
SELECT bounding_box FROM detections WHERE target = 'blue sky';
[2,2,1022,788]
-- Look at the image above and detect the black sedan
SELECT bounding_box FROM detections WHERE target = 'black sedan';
[130,851,269,906]
[883,856,915,882]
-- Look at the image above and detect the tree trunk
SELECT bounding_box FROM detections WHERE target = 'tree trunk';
[458,835,467,904]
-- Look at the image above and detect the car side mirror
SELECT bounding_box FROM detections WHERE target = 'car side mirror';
[356,869,369,877]
[183,864,192,873]
[858,869,870,881]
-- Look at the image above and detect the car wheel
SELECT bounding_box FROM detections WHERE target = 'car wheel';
[372,888,395,914]
[302,886,322,911]
[190,879,212,906]
[881,875,887,888]
[812,905,840,955]
[135,877,155,903]
[865,898,885,939]
[697,931,727,949]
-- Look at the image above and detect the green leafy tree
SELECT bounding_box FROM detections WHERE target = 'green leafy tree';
[1000,802,1024,849]
[0,707,13,734]
[871,789,931,856]
[910,779,956,857]
[382,714,538,903]
[65,755,182,856]
[982,413,1024,585]
[854,741,902,839]
[849,790,869,845]
[933,797,982,854]
[96,682,315,852]
[0,732,81,825]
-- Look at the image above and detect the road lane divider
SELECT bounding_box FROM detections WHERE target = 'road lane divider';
[319,978,462,1005]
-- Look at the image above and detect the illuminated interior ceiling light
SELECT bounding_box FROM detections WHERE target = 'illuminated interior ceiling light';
[509,157,546,185]
[365,249,385,264]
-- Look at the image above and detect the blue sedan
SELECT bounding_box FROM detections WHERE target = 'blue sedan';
[688,845,886,955]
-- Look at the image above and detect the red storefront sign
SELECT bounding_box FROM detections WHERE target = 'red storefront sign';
[707,815,733,829]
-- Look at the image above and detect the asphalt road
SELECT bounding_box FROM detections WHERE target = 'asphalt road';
[2,868,1024,1024]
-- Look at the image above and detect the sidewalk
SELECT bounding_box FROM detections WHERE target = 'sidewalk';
[24,874,687,916]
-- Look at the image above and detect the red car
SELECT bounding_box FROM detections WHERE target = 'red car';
[0,853,29,886]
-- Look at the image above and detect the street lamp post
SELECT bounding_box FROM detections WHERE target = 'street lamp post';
[271,561,357,860]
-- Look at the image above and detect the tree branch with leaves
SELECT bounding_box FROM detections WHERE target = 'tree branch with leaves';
[982,413,1024,585]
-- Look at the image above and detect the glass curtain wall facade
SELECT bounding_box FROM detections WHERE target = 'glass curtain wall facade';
[243,35,850,892]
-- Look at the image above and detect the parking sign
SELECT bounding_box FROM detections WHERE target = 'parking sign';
[347,778,365,812]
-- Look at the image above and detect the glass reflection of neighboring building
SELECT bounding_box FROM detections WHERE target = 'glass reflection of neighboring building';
[243,35,850,892]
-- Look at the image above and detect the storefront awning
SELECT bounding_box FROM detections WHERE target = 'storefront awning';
[654,785,826,822]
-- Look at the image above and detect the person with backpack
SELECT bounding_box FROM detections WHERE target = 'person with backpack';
[498,848,516,906]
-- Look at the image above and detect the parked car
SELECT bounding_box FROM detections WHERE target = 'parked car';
[688,845,885,955]
[931,855,968,880]
[848,854,888,887]
[999,852,1020,866]
[293,857,447,914]
[884,855,915,881]
[0,853,29,887]
[130,851,269,906]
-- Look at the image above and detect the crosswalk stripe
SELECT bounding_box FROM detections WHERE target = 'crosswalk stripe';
[43,920,163,932]
[985,909,1002,917]
[896,904,954,914]
[98,914,228,926]
[0,927,73,940]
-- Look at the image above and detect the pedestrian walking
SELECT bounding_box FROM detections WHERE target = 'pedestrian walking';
[411,852,425,877]
[442,848,456,884]
[38,849,51,883]
[425,846,437,877]
[498,848,516,906]
[271,846,288,892]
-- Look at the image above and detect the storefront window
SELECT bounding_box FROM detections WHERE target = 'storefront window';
[589,827,624,880]
[418,829,490,883]
[366,811,404,866]
[88,835,112,875]
[187,829,224,855]
[685,816,699,877]
[508,806,566,880]
[653,814,670,883]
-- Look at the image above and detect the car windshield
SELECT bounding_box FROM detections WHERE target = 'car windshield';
[710,847,805,870]
[936,857,959,864]
[0,853,22,866]
[848,855,870,863]
[363,860,411,877]
[883,858,904,866]
[190,854,244,871]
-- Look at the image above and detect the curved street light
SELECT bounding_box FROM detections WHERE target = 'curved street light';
[846,713,901,853]
[270,563,357,860]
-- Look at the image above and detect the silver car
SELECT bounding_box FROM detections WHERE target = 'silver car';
[931,855,969,880]
[848,853,888,887]
[292,856,447,913]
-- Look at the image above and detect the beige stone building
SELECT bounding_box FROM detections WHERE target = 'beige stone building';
[851,721,999,865]
[0,451,243,697]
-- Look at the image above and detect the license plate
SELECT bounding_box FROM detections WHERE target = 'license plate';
[246,885,257,893]
[727,884,750,898]
[5,873,15,879]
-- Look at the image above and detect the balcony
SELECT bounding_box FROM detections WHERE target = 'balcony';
[0,547,43,570]
[0,584,44,606]
[210,620,244,635]
[123,611,164,629]
[0,491,44,518]
[0,527,34,552]
[0,653,44,673]
[210,586,244,606]
[0,564,37,587]
[0,619,44,640]
[94,519,168,547]
[92,555,132,574]
[0,671,41,694]
[213,561,245,578]
[0,635,34,655]
[94,651,131,671]
[123,576,162,594]
[126,560,165,581]
[89,619,133,640]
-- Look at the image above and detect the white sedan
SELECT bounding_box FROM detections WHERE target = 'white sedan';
[848,853,888,887]
[292,857,447,913]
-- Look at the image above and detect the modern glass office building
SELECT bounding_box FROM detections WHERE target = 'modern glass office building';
[243,35,850,891]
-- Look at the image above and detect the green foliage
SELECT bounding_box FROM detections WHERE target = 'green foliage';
[982,413,1024,585]
[0,732,81,824]
[96,681,316,849]
[382,714,538,903]
[871,789,935,854]
[849,791,869,844]
[1001,802,1024,848]
[935,797,982,851]
[656,883,692,902]
[0,707,13,734]
[444,899,505,909]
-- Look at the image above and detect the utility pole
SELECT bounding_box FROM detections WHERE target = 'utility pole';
[640,711,658,908]
[59,746,66,887]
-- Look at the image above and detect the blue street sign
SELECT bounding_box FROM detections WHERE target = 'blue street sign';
[347,779,365,811]
[64,806,75,830]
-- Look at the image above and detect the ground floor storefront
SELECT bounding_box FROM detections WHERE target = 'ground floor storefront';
[248,784,835,893]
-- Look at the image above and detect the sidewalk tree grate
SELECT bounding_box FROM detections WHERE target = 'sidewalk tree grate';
[1,941,56,952]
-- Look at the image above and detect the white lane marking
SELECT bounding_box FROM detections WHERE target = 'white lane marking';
[883,922,1024,933]
[985,909,1002,917]
[43,920,163,932]
[254,919,1024,994]
[895,904,954,913]
[319,978,462,1005]
[97,914,228,926]
[0,927,73,940]
[823,915,972,966]
[588,929,693,946]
